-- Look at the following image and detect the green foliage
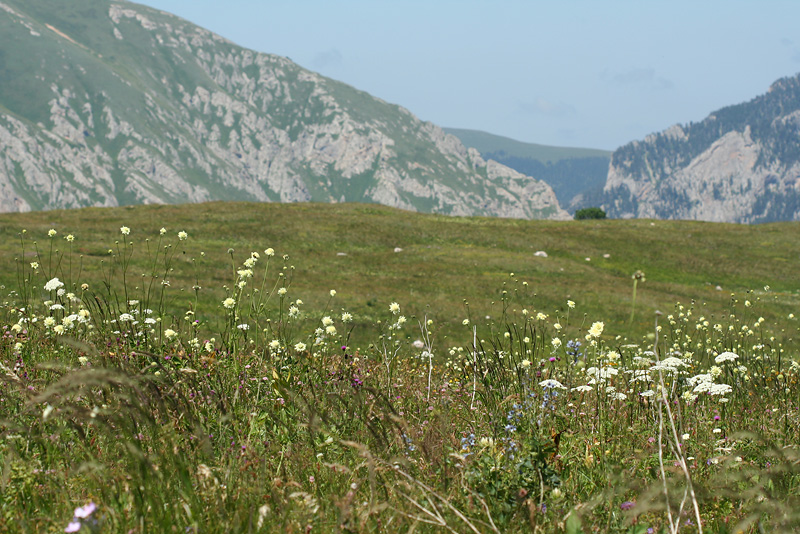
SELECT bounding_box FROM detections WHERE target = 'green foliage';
[574,207,607,220]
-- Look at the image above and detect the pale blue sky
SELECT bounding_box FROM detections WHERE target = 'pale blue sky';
[136,0,800,150]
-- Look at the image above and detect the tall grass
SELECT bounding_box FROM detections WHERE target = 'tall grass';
[1,222,799,533]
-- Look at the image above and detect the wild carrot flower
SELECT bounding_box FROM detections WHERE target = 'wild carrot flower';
[539,379,566,389]
[715,351,738,364]
[44,278,64,292]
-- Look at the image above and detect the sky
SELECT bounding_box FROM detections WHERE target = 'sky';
[136,0,800,151]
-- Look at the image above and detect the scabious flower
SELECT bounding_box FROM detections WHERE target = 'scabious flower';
[278,287,287,296]
[178,230,188,240]
[120,226,130,235]
[551,337,562,349]
[567,300,575,309]
[294,342,307,352]
[164,328,177,339]
[341,312,353,323]
[160,227,167,235]
[65,502,96,532]
[330,289,336,297]
[222,297,236,309]
[588,321,604,338]
[389,302,400,314]
[264,248,275,257]
[48,229,57,237]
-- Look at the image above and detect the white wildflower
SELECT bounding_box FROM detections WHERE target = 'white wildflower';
[44,277,64,292]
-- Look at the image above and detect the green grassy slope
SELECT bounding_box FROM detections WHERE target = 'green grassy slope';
[444,128,611,164]
[1,202,797,347]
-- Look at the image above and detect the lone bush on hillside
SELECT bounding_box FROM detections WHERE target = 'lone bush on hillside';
[574,207,606,220]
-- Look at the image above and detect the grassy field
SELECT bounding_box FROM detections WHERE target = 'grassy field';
[1,201,799,532]
[1,201,798,345]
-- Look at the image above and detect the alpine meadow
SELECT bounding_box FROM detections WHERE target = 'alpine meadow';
[2,203,800,533]
[2,0,800,533]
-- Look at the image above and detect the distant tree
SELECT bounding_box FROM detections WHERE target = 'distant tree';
[574,207,606,220]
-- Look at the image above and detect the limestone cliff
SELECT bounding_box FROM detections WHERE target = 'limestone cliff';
[0,0,569,220]
[603,74,800,223]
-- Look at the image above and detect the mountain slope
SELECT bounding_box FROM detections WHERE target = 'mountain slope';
[603,73,800,223]
[0,0,568,219]
[445,128,611,212]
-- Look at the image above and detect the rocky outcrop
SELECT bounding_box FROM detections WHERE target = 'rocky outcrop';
[603,74,800,223]
[0,0,569,220]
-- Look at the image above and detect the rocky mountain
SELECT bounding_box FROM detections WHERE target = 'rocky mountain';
[603,73,800,223]
[0,0,568,220]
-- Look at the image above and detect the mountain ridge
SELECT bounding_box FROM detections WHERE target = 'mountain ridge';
[602,73,800,223]
[0,0,569,220]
